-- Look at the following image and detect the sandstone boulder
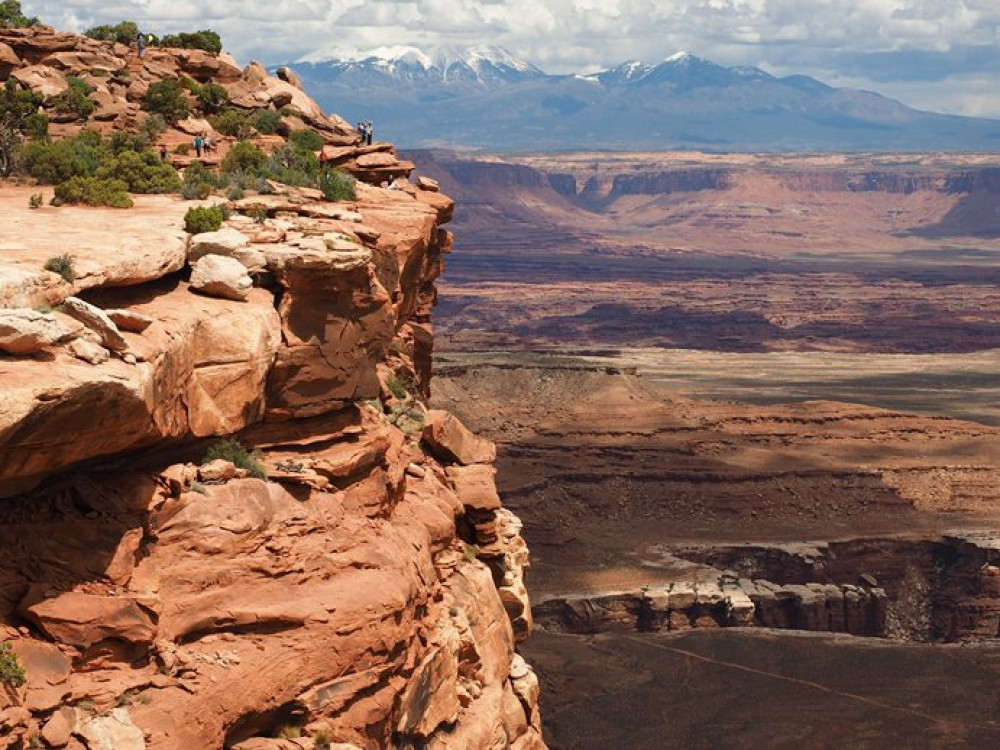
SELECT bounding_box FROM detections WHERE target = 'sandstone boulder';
[67,338,110,365]
[173,48,242,82]
[446,464,502,512]
[11,64,67,97]
[39,50,125,74]
[189,227,266,271]
[61,296,128,352]
[275,66,303,90]
[416,176,440,192]
[107,309,153,333]
[0,309,75,354]
[198,459,236,482]
[41,708,74,747]
[20,590,157,649]
[174,116,214,136]
[190,254,254,301]
[422,411,497,465]
[265,247,393,415]
[396,645,460,737]
[77,708,145,750]
[0,42,20,75]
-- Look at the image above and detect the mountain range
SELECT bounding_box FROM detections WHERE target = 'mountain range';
[286,46,1000,152]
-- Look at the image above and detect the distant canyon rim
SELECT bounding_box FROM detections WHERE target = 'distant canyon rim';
[424,148,1000,747]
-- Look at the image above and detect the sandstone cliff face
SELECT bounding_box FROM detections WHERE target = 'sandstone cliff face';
[0,29,543,750]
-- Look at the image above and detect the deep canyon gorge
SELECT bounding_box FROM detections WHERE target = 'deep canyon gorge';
[422,149,1000,747]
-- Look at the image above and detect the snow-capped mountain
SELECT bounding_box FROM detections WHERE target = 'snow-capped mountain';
[294,44,544,89]
[284,49,1000,152]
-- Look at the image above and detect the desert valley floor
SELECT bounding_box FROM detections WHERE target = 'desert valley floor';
[423,150,1000,748]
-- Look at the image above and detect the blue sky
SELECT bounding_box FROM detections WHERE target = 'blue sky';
[25,0,1000,117]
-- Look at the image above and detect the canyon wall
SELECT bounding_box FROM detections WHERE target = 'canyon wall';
[0,28,543,750]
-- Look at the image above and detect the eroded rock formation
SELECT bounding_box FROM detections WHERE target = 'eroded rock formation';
[0,26,543,750]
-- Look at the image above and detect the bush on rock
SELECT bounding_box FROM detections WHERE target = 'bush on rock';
[184,205,225,233]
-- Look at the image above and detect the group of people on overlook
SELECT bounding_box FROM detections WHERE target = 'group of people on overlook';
[357,121,374,146]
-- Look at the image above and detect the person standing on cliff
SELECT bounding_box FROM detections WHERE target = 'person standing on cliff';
[357,121,367,144]
[194,136,203,158]
[137,32,146,59]
[366,121,374,146]
[159,144,167,162]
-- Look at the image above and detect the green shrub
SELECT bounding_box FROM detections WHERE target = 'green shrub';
[0,79,43,175]
[212,108,252,140]
[182,160,217,199]
[253,109,281,135]
[319,168,356,202]
[0,1,38,27]
[202,438,267,479]
[260,143,315,187]
[50,77,96,121]
[288,129,324,152]
[0,642,25,687]
[109,130,150,154]
[21,136,103,184]
[182,180,212,200]
[28,192,42,209]
[54,177,133,208]
[143,79,189,123]
[221,141,266,174]
[386,374,409,400]
[22,132,180,194]
[226,185,244,200]
[184,204,224,233]
[141,114,168,141]
[24,112,47,140]
[96,149,181,193]
[463,544,480,563]
[175,143,192,155]
[84,20,139,45]
[196,82,228,115]
[43,254,74,281]
[160,30,223,54]
[178,75,202,94]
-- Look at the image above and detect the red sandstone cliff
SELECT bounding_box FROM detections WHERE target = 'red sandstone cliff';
[0,27,543,750]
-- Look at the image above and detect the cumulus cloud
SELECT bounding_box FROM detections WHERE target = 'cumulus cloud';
[21,0,1000,116]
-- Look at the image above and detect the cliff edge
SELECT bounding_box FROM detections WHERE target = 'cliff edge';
[0,26,544,750]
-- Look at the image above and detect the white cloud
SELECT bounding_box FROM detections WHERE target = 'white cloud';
[21,0,1000,116]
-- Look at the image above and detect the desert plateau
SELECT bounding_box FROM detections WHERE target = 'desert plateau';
[423,149,1000,747]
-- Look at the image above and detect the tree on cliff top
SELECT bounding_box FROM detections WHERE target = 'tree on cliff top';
[85,21,140,46]
[0,1,38,27]
[0,79,42,175]
[160,30,222,54]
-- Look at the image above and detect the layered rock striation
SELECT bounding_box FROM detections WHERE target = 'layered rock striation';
[0,27,542,750]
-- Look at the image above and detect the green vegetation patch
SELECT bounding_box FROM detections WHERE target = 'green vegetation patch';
[319,168,356,202]
[43,253,74,281]
[202,438,267,479]
[53,176,133,208]
[20,131,181,203]
[160,30,223,54]
[143,79,190,123]
[0,642,26,687]
[0,1,38,27]
[49,77,96,122]
[253,109,282,135]
[84,20,139,45]
[183,204,224,233]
